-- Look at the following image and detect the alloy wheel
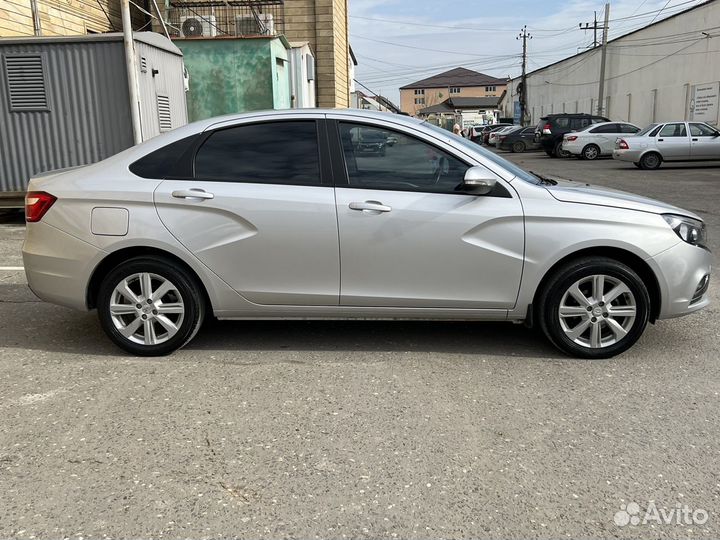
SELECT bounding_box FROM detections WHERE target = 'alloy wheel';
[109,272,185,345]
[558,274,637,349]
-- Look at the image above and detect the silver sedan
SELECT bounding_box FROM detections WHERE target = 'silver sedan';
[613,121,720,169]
[23,110,711,358]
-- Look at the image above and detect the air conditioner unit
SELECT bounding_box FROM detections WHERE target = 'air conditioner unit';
[235,13,274,36]
[180,15,217,38]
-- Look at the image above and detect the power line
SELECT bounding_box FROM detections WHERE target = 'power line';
[650,0,677,24]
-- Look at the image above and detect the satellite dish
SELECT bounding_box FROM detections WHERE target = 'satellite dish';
[182,18,204,37]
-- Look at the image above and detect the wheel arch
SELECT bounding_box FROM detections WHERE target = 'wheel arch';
[86,246,212,312]
[531,246,661,324]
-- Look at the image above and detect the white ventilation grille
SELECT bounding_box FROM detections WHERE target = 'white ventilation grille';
[140,56,148,73]
[157,94,171,132]
[4,54,48,111]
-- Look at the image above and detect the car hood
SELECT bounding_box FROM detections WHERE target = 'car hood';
[545,177,700,219]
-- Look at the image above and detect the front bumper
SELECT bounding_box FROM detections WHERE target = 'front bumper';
[649,240,712,319]
[22,221,104,311]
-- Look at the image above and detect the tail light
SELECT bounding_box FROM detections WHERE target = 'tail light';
[618,139,630,150]
[565,135,578,142]
[542,123,552,134]
[25,191,56,222]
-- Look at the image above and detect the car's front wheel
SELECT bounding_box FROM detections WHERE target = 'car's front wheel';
[538,257,650,359]
[97,256,205,356]
[512,141,526,153]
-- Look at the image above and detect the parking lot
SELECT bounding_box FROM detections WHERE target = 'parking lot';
[0,152,718,538]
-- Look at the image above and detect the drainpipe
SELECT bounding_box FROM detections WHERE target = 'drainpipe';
[30,0,42,36]
[121,0,143,144]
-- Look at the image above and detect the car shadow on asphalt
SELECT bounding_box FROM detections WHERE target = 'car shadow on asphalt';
[0,283,560,359]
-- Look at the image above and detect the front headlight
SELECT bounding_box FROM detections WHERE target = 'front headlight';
[663,214,707,248]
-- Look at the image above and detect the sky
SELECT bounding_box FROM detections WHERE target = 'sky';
[349,0,709,104]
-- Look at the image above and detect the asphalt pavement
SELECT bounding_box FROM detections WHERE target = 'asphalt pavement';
[0,152,718,539]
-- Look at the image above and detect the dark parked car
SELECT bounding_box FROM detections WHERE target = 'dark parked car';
[354,129,387,156]
[498,126,542,153]
[535,113,609,157]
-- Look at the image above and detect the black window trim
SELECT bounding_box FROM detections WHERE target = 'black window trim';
[188,118,330,187]
[328,119,511,198]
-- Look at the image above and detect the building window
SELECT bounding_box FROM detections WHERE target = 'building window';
[485,85,497,93]
[414,98,425,105]
[450,87,461,94]
[414,89,424,95]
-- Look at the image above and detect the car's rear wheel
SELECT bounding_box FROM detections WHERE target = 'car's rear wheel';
[639,152,661,170]
[538,257,650,359]
[633,162,642,168]
[97,256,205,356]
[512,141,526,153]
[545,149,555,157]
[582,144,600,160]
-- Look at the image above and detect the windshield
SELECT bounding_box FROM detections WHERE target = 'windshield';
[422,122,541,185]
[636,123,659,136]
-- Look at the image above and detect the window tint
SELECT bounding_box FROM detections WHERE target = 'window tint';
[339,123,470,193]
[649,125,663,137]
[521,127,535,134]
[590,124,618,134]
[689,123,717,136]
[658,123,687,138]
[130,135,198,179]
[621,124,640,134]
[555,117,570,129]
[194,121,320,184]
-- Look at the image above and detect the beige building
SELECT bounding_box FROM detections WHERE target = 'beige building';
[0,0,145,37]
[400,67,507,116]
[283,0,351,108]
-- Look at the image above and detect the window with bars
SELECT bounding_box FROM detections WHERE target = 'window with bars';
[450,87,461,94]
[3,54,49,112]
[414,89,424,95]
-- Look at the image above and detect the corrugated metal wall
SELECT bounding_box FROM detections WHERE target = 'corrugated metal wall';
[0,39,133,192]
[136,39,188,140]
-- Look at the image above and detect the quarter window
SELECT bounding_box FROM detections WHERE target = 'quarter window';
[194,121,320,185]
[658,123,687,137]
[620,124,640,134]
[338,123,470,194]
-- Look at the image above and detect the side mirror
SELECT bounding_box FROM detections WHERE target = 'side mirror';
[461,166,498,195]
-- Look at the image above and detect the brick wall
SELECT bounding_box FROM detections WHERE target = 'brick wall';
[400,84,508,116]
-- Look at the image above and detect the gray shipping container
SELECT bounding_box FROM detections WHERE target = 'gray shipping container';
[0,32,188,199]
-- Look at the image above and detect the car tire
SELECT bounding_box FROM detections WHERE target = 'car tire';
[582,144,601,160]
[554,141,570,158]
[633,162,642,168]
[545,149,555,157]
[538,256,650,359]
[639,152,662,170]
[512,141,526,153]
[97,256,206,356]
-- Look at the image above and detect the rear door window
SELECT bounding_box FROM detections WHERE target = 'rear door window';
[194,121,321,185]
[620,124,641,134]
[658,123,687,137]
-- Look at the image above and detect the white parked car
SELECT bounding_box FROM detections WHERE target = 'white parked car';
[488,126,519,146]
[562,122,640,160]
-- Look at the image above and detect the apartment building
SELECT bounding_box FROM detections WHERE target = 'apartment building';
[400,67,507,116]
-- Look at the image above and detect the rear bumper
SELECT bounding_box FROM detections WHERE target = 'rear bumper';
[22,222,103,311]
[561,140,583,155]
[649,241,712,319]
[612,148,643,162]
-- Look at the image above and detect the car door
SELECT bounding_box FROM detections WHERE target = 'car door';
[689,122,720,160]
[655,122,690,160]
[154,117,340,306]
[329,118,525,310]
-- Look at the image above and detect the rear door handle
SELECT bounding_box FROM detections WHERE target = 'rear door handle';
[692,138,699,141]
[172,188,214,200]
[349,200,392,214]
[658,138,664,142]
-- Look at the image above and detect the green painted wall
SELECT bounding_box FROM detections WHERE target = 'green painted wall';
[175,38,290,122]
[270,38,291,110]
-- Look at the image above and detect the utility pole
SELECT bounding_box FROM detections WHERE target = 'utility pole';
[121,0,143,144]
[517,25,531,125]
[597,3,610,116]
[579,11,601,48]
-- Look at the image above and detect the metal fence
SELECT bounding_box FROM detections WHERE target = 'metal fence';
[167,0,284,39]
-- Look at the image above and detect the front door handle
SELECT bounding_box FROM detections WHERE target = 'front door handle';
[692,138,699,141]
[172,188,214,200]
[658,138,664,142]
[349,200,392,214]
